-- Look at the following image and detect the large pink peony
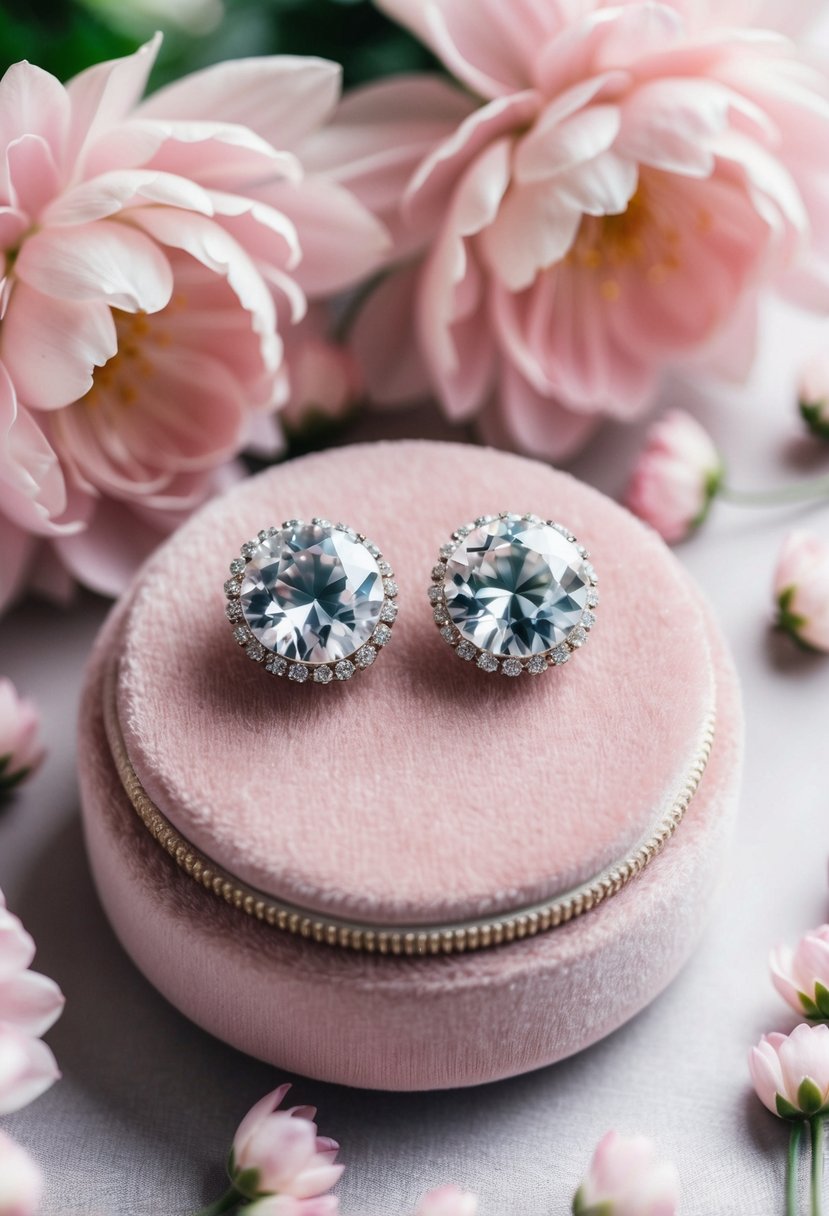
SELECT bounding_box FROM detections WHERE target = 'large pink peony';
[324,0,829,459]
[0,38,387,610]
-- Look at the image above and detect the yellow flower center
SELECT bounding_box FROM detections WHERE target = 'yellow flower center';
[82,300,184,409]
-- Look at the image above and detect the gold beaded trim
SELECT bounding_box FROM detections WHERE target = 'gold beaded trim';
[103,659,715,957]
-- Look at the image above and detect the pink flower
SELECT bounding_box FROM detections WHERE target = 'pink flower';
[0,889,63,1116]
[247,1200,339,1216]
[328,1,829,461]
[799,351,829,441]
[415,1186,478,1216]
[773,530,829,653]
[624,408,723,543]
[573,1131,679,1216]
[0,679,44,795]
[772,925,829,1019]
[750,1024,829,1119]
[0,1130,43,1216]
[0,41,387,611]
[231,1084,343,1203]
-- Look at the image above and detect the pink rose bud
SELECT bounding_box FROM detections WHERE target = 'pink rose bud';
[0,900,64,1039]
[0,1025,60,1116]
[750,1024,829,1119]
[247,1198,340,1216]
[231,1084,343,1203]
[799,353,829,440]
[0,680,44,797]
[0,1130,43,1216]
[773,530,829,653]
[772,925,829,1019]
[415,1185,479,1216]
[573,1131,680,1216]
[625,409,724,544]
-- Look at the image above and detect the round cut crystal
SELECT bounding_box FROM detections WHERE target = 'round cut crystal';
[444,515,590,657]
[240,522,384,664]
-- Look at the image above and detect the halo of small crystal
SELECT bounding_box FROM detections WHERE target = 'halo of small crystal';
[428,512,598,676]
[224,518,397,686]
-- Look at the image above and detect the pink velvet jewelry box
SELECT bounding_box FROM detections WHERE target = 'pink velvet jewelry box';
[77,439,743,1091]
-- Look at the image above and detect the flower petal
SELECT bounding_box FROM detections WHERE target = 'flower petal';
[3,283,117,409]
[349,264,432,406]
[0,61,69,174]
[0,971,64,1038]
[64,33,161,171]
[0,1026,60,1115]
[15,221,173,313]
[42,168,214,227]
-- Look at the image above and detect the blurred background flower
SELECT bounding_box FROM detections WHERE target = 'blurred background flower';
[0,680,44,799]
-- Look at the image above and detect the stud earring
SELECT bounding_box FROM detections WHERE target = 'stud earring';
[224,518,398,684]
[428,512,598,676]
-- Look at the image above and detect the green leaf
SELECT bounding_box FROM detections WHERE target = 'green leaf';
[801,991,822,1019]
[777,1093,804,1120]
[800,400,829,442]
[816,983,829,1020]
[798,1077,824,1116]
[232,1166,262,1201]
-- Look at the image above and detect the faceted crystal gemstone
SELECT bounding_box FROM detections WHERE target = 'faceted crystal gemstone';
[240,523,384,664]
[444,515,590,657]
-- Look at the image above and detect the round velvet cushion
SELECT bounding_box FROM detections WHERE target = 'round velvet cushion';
[78,441,742,1090]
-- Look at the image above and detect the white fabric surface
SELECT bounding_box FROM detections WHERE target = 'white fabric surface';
[1,303,828,1215]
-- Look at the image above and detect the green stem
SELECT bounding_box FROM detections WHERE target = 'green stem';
[789,1122,804,1216]
[719,475,829,507]
[192,1185,243,1216]
[812,1116,825,1216]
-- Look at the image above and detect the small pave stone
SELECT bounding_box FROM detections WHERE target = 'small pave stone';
[288,664,308,683]
[335,660,355,681]
[587,588,599,608]
[314,666,333,684]
[229,558,245,575]
[433,607,449,625]
[232,626,248,645]
[502,658,523,677]
[431,564,447,581]
[355,645,376,668]
[225,600,243,622]
[245,641,265,662]
[265,655,287,676]
[527,655,548,674]
[568,626,588,648]
[583,562,598,584]
[373,624,392,646]
[383,579,398,597]
[428,585,442,604]
[440,625,456,643]
[380,601,398,624]
[551,645,570,665]
[378,560,393,576]
[457,640,476,661]
[439,543,456,559]
[241,541,256,558]
[582,610,596,629]
[477,653,499,673]
[224,578,241,597]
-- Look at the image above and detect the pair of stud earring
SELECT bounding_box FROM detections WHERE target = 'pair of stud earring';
[223,514,598,685]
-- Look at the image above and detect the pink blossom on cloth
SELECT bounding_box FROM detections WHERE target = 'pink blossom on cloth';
[772,924,829,1019]
[799,349,829,440]
[231,1083,344,1205]
[625,408,722,543]
[773,530,829,653]
[572,1131,679,1216]
[324,0,829,460]
[0,889,63,1115]
[414,1185,478,1216]
[0,1129,43,1216]
[0,679,44,795]
[750,1023,829,1118]
[0,40,387,611]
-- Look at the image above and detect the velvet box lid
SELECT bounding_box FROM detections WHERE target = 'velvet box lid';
[78,439,743,1090]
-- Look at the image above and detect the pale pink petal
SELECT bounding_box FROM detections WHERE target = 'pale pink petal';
[82,117,300,186]
[422,0,544,98]
[53,498,171,598]
[5,134,61,219]
[289,1162,345,1201]
[514,102,621,184]
[42,168,214,226]
[416,1184,479,1216]
[0,515,32,613]
[404,91,540,238]
[137,56,342,150]
[233,1085,294,1159]
[15,221,173,313]
[0,61,69,172]
[0,1129,43,1216]
[255,177,388,296]
[300,75,475,250]
[2,284,117,409]
[349,264,432,406]
[536,6,683,98]
[0,1026,60,1115]
[480,181,581,291]
[64,33,161,171]
[551,150,638,217]
[0,908,34,980]
[778,1024,829,1104]
[0,971,64,1037]
[484,363,600,461]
